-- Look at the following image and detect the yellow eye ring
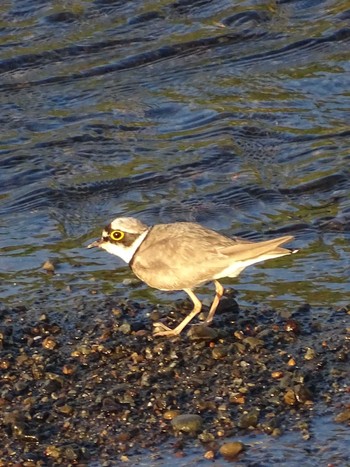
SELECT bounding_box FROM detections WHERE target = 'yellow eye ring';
[110,230,125,241]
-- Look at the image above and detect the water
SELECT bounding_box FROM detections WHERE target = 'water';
[132,415,350,466]
[0,0,349,464]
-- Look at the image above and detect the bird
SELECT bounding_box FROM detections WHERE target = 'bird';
[88,217,298,338]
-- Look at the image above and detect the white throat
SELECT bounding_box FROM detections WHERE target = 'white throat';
[101,229,149,264]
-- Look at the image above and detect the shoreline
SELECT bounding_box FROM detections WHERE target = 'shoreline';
[0,293,349,464]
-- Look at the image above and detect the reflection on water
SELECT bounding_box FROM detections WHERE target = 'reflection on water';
[1,0,349,307]
[0,14,349,286]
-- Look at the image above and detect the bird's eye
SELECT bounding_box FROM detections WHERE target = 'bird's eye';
[110,230,125,241]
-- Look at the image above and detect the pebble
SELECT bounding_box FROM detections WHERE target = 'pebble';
[219,441,245,459]
[243,336,264,350]
[45,445,61,459]
[171,414,203,434]
[188,325,218,340]
[211,345,228,359]
[204,449,215,460]
[112,307,123,318]
[62,364,76,375]
[163,410,181,420]
[0,296,348,464]
[294,384,313,403]
[234,330,244,340]
[42,336,57,350]
[198,431,215,442]
[216,296,239,313]
[304,347,316,360]
[56,404,73,415]
[229,393,245,404]
[271,371,284,379]
[284,389,297,405]
[118,322,132,334]
[122,278,140,286]
[233,342,246,353]
[42,259,57,273]
[334,409,350,423]
[238,409,259,428]
[285,319,300,333]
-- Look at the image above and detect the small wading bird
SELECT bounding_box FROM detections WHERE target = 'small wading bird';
[88,217,298,337]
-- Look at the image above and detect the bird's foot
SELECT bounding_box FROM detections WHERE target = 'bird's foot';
[153,322,180,337]
[203,317,213,325]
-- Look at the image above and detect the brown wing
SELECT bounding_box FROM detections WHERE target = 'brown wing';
[130,222,240,290]
[220,235,295,260]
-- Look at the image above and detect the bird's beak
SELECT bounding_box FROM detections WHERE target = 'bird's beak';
[87,238,103,249]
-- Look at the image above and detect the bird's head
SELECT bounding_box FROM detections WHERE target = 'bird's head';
[88,217,149,263]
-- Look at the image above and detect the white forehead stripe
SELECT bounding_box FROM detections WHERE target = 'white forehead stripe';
[110,217,148,234]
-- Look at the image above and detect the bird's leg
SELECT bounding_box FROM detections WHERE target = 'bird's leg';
[153,289,202,337]
[204,280,224,325]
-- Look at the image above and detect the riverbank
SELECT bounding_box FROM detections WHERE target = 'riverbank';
[0,291,348,465]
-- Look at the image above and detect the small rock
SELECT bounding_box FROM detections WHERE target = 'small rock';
[198,431,215,442]
[118,322,131,334]
[163,410,181,420]
[122,278,140,286]
[62,364,76,375]
[102,397,119,412]
[229,393,245,404]
[294,384,313,403]
[284,319,300,333]
[234,330,244,340]
[238,409,259,428]
[271,371,284,379]
[243,336,264,350]
[304,347,316,360]
[112,307,123,318]
[188,325,218,340]
[153,341,169,354]
[0,359,10,370]
[45,445,61,459]
[204,449,215,460]
[284,389,297,405]
[216,296,239,313]
[211,346,228,359]
[334,409,350,423]
[149,309,162,321]
[42,336,57,350]
[64,445,80,461]
[71,344,91,357]
[56,404,73,415]
[171,414,203,434]
[42,259,58,273]
[233,342,246,353]
[219,441,245,459]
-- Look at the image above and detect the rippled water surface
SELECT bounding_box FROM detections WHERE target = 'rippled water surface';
[0,0,349,463]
